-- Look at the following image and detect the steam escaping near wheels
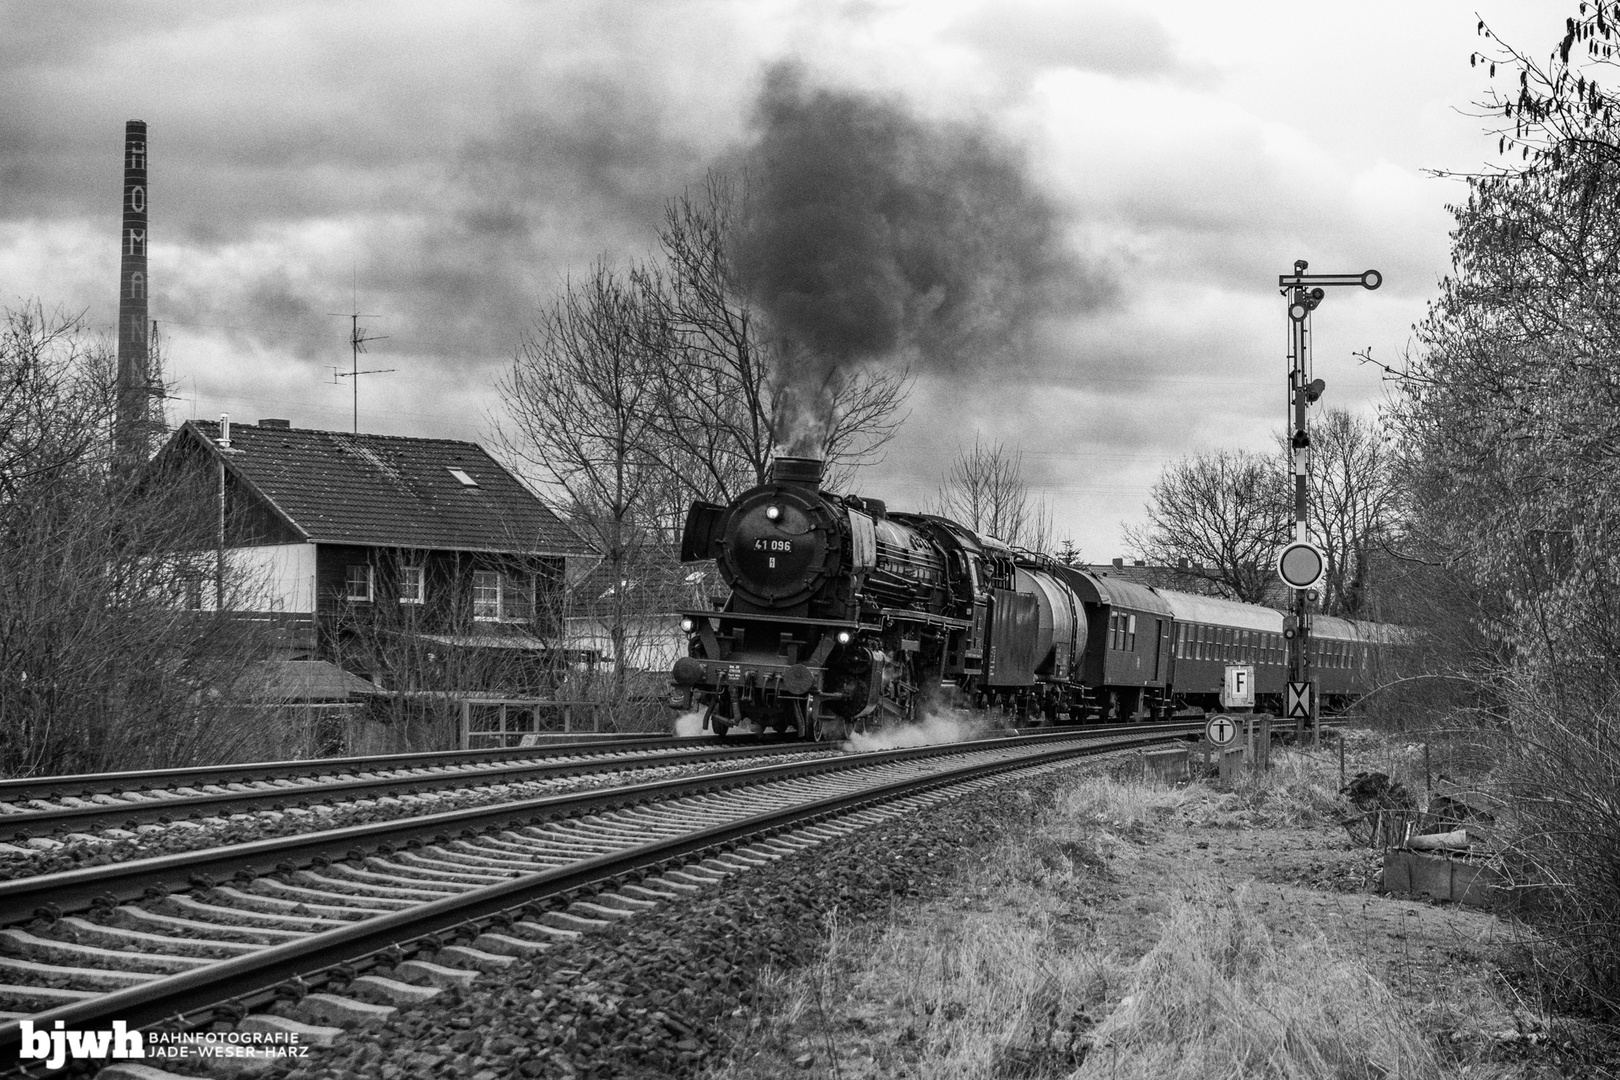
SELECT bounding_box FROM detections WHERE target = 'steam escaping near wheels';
[843,710,993,753]
[672,711,763,738]
[672,712,707,738]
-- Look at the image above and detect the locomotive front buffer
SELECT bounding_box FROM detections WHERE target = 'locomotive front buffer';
[669,610,885,740]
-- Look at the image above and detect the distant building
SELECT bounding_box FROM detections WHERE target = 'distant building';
[147,419,596,708]
[564,550,725,674]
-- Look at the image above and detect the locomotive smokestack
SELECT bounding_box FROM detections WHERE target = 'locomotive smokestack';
[771,456,824,489]
[114,119,150,475]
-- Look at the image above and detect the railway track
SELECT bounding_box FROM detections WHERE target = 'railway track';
[0,738,829,847]
[0,723,1197,1072]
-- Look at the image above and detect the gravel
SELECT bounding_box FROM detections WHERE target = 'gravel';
[264,770,1067,1080]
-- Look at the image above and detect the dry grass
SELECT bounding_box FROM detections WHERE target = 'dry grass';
[1228,747,1353,827]
[1077,883,1447,1079]
[708,752,1582,1080]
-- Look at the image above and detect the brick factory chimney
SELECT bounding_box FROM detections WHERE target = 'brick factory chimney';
[114,119,151,475]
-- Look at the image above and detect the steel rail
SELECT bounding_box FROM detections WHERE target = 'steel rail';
[0,735,751,803]
[0,742,822,840]
[0,725,1197,926]
[0,726,1183,1055]
[0,717,1182,803]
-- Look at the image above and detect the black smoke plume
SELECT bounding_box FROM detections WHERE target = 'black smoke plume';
[734,63,1107,454]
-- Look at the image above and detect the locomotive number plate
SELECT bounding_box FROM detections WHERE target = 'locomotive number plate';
[753,539,793,552]
[725,664,743,683]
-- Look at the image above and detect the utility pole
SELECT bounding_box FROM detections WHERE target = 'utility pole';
[1276,261,1381,744]
[328,309,393,433]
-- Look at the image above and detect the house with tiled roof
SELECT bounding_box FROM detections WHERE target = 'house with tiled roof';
[147,418,595,699]
[563,549,725,672]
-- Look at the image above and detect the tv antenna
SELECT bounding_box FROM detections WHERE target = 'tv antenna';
[328,307,394,433]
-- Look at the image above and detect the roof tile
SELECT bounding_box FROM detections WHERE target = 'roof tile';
[179,421,592,556]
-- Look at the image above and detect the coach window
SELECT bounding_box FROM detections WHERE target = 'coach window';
[1196,625,1206,660]
[1126,614,1137,651]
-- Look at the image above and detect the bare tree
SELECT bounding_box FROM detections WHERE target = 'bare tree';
[1295,408,1399,618]
[1124,450,1287,603]
[499,262,669,706]
[935,438,1052,550]
[0,304,277,776]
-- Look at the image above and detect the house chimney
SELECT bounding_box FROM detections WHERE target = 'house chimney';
[1111,557,1123,569]
[219,413,231,450]
[114,120,150,475]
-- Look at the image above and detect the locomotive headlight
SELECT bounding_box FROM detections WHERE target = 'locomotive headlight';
[837,630,851,644]
[680,617,696,633]
[765,505,781,521]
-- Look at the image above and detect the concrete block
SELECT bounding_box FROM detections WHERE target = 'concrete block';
[511,919,581,942]
[236,1013,343,1048]
[472,931,552,958]
[539,910,612,933]
[348,974,444,1006]
[432,944,516,973]
[1380,849,1413,893]
[1451,861,1503,908]
[1409,851,1454,901]
[395,959,480,988]
[293,992,398,1027]
[1141,748,1188,783]
[590,893,659,912]
[92,1065,196,1080]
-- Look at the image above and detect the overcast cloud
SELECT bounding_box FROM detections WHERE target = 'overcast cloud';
[0,0,1571,558]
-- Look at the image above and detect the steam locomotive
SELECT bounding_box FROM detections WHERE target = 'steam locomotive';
[670,457,1396,741]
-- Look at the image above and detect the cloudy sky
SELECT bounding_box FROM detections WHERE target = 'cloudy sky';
[0,1,1570,559]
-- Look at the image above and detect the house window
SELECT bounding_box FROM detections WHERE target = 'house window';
[345,563,373,601]
[473,571,501,619]
[182,574,203,611]
[501,572,533,621]
[472,570,534,621]
[399,565,424,605]
[448,467,479,488]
